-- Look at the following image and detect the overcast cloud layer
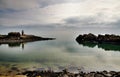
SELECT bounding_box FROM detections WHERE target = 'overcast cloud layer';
[0,0,120,27]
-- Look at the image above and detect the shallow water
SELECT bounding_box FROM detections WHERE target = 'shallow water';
[0,27,120,73]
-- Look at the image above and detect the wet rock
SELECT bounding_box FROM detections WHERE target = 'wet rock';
[62,74,69,77]
[113,72,120,77]
[18,69,120,77]
[15,75,27,77]
[63,69,69,74]
[101,71,112,77]
[11,67,19,72]
[84,72,95,77]
[109,71,116,76]
[94,73,105,77]
[12,64,17,66]
[1,64,10,67]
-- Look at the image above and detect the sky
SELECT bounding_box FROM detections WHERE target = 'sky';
[0,0,120,28]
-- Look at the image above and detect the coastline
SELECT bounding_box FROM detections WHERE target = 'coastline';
[0,69,120,77]
[76,33,120,45]
[0,31,55,44]
[0,35,55,44]
[0,32,120,77]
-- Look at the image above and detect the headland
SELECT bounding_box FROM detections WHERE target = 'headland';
[0,30,55,44]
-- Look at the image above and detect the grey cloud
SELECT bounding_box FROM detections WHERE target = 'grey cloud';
[64,16,103,26]
[0,0,40,10]
[0,0,85,10]
[38,0,85,7]
[63,15,120,28]
[108,19,120,27]
[38,0,67,7]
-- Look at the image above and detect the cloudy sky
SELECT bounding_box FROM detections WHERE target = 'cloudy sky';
[0,0,120,28]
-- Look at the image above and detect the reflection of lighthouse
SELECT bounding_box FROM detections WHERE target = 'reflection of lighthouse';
[21,30,24,50]
[22,30,24,35]
[22,43,24,50]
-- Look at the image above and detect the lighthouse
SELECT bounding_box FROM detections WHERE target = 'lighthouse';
[22,30,24,35]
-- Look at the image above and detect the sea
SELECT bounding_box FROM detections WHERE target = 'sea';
[0,26,120,73]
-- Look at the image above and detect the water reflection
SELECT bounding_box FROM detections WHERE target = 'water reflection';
[0,43,24,49]
[77,42,120,51]
[0,38,55,50]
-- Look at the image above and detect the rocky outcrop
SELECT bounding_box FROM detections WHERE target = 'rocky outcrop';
[76,33,120,44]
[18,70,120,77]
[0,32,55,44]
[1,68,120,77]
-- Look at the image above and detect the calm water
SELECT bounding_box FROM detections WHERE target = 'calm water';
[0,27,120,72]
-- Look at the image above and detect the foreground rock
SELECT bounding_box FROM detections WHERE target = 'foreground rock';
[1,69,120,77]
[76,33,120,44]
[17,70,120,77]
[0,31,55,44]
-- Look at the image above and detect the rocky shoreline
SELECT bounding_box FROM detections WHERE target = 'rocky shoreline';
[76,33,120,45]
[0,32,55,44]
[20,70,120,77]
[0,35,55,44]
[1,69,120,77]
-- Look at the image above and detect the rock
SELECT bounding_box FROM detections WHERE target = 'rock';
[11,67,19,72]
[76,33,120,44]
[18,70,120,77]
[94,73,105,77]
[63,74,69,77]
[84,73,95,77]
[0,31,55,44]
[101,71,112,77]
[109,71,117,76]
[15,75,27,77]
[63,69,68,74]
[114,72,120,77]
[76,33,97,43]
[0,75,27,77]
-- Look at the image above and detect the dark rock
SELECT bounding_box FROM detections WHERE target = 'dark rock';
[76,33,120,45]
[1,63,10,67]
[0,31,55,45]
[63,69,68,74]
[11,67,19,72]
[76,33,120,51]
[19,70,120,77]
[8,70,12,73]
[84,72,95,77]
[109,71,117,76]
[94,73,105,77]
[101,70,112,77]
[76,33,97,43]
